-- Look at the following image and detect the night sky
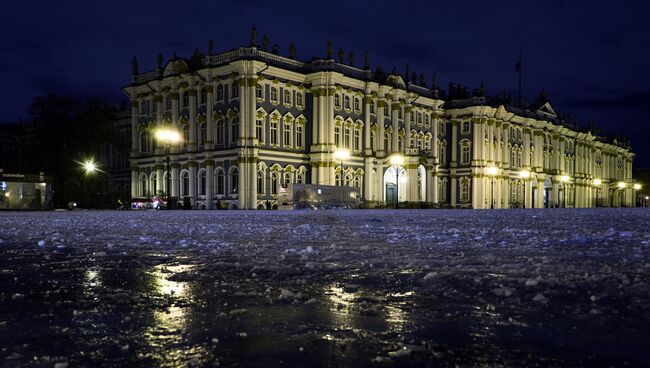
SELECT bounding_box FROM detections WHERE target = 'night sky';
[3,0,649,167]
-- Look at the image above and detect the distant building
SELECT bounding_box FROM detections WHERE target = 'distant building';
[97,109,132,203]
[0,169,52,210]
[124,41,636,209]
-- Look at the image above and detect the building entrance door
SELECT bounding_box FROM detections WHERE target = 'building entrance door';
[386,183,397,205]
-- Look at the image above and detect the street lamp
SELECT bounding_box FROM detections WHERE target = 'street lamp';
[390,154,405,208]
[79,158,100,208]
[333,149,350,186]
[518,170,530,209]
[155,128,181,210]
[633,183,642,207]
[486,166,498,209]
[593,178,602,207]
[560,175,570,208]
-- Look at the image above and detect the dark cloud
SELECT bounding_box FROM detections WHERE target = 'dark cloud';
[2,0,650,166]
[564,91,650,111]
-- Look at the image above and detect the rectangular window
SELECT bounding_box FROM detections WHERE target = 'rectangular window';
[270,121,278,145]
[231,82,239,99]
[296,125,303,147]
[344,127,351,148]
[461,182,469,202]
[461,145,470,164]
[334,126,341,147]
[231,119,238,143]
[354,129,360,151]
[284,123,291,147]
[256,119,264,143]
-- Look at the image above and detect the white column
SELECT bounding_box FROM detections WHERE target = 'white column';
[130,169,138,198]
[205,162,214,209]
[391,102,399,152]
[189,164,197,208]
[189,90,197,151]
[171,165,180,198]
[130,102,139,154]
[206,87,214,150]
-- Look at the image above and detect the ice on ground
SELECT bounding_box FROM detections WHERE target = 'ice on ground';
[0,208,649,367]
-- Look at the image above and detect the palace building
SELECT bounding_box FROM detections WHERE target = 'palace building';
[124,39,635,209]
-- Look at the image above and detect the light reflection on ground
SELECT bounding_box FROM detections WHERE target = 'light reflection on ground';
[0,209,649,367]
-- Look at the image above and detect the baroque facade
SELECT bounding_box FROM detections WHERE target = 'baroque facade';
[125,43,635,209]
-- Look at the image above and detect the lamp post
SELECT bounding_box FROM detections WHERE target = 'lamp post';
[560,175,570,208]
[617,181,626,207]
[593,178,602,207]
[518,170,530,208]
[333,149,350,187]
[155,128,181,210]
[486,166,498,209]
[390,154,405,209]
[81,158,98,208]
[633,183,641,207]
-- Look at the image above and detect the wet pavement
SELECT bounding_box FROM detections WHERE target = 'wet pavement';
[1,209,650,367]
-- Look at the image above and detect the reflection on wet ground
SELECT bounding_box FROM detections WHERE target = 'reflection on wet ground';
[0,209,649,366]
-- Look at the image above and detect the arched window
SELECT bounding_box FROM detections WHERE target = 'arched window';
[283,89,291,105]
[198,170,206,196]
[271,172,279,194]
[231,81,239,99]
[354,97,360,112]
[370,130,376,151]
[256,84,263,99]
[230,168,239,194]
[216,119,224,144]
[296,92,303,107]
[215,169,225,195]
[460,179,470,202]
[270,87,278,102]
[257,171,265,194]
[344,95,351,110]
[165,96,172,110]
[283,172,292,188]
[230,117,239,144]
[199,90,207,105]
[181,92,189,108]
[181,172,189,196]
[296,172,304,184]
[335,172,342,186]
[216,84,224,101]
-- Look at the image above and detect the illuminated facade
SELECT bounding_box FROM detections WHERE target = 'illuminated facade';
[125,44,635,209]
